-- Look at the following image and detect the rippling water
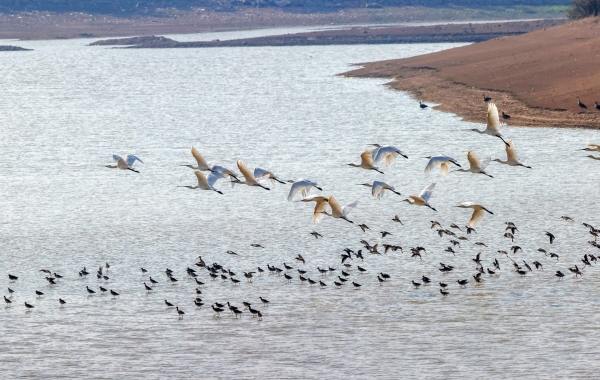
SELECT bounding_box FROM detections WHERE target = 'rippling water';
[1,31,599,378]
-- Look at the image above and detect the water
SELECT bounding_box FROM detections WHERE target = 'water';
[1,32,599,378]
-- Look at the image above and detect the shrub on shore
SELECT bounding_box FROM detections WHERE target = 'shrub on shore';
[567,0,600,19]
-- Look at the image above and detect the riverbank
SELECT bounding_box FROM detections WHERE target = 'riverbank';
[343,17,600,128]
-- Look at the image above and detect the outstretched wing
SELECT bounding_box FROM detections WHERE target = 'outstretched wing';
[419,182,436,202]
[125,154,143,167]
[505,139,519,162]
[372,181,387,199]
[469,208,486,227]
[112,154,122,163]
[207,171,225,187]
[480,156,491,170]
[424,156,445,174]
[288,179,311,201]
[440,162,451,176]
[467,151,482,171]
[360,150,374,167]
[587,142,600,148]
[342,200,359,217]
[194,170,209,187]
[191,147,209,168]
[328,195,343,215]
[313,199,329,223]
[236,160,256,182]
[486,102,502,132]
[253,168,271,181]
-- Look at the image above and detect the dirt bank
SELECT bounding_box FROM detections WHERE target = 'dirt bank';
[343,17,600,128]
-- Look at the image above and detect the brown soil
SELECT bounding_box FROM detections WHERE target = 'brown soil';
[343,17,600,128]
[89,19,565,47]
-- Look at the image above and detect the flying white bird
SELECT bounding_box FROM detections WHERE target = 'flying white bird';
[300,195,330,223]
[254,168,286,185]
[209,164,239,181]
[178,170,224,194]
[348,150,384,174]
[358,181,401,199]
[471,102,509,146]
[404,182,436,211]
[455,202,494,227]
[287,179,322,201]
[233,160,270,190]
[424,155,461,176]
[493,139,531,168]
[320,196,358,223]
[454,151,493,178]
[370,144,408,167]
[581,142,600,152]
[106,154,143,173]
[181,147,214,171]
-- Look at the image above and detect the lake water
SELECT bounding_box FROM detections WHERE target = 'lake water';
[1,30,599,379]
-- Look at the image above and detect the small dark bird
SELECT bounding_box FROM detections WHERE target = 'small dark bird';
[595,102,600,111]
[419,101,428,109]
[439,282,448,288]
[487,268,496,275]
[8,274,18,281]
[380,231,392,238]
[377,276,385,285]
[501,111,511,120]
[231,278,240,285]
[511,246,522,254]
[24,302,35,311]
[144,282,153,292]
[457,279,468,287]
[257,311,263,321]
[555,270,565,278]
[392,215,403,224]
[283,274,292,282]
[35,290,44,297]
[319,280,326,287]
[358,223,370,232]
[546,232,555,244]
[176,307,185,319]
[334,281,342,288]
[412,281,421,288]
[577,96,587,109]
[440,289,449,296]
[59,298,66,307]
[503,232,514,242]
[110,289,119,297]
[352,282,362,289]
[251,243,264,248]
[338,276,347,283]
[475,242,487,247]
[533,261,543,270]
[165,300,174,307]
[357,266,367,273]
[310,231,323,239]
[7,288,14,296]
[307,278,316,286]
[212,305,224,316]
[380,272,390,280]
[86,286,96,295]
[194,300,204,307]
[4,296,12,306]
[227,250,238,256]
[422,276,431,284]
[295,255,305,264]
[483,93,492,102]
[569,265,583,277]
[465,227,476,234]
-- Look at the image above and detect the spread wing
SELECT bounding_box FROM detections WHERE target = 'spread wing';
[419,182,435,202]
[587,142,600,148]
[424,156,445,174]
[125,154,143,167]
[207,171,225,187]
[505,139,519,162]
[191,147,209,168]
[328,195,343,215]
[288,179,312,201]
[237,160,256,182]
[112,154,122,163]
[313,199,329,223]
[253,168,271,181]
[486,102,502,132]
[360,150,374,167]
[440,162,451,176]
[372,181,387,199]
[469,208,487,227]
[467,151,482,171]
[194,170,209,187]
[342,200,359,217]
[373,146,401,167]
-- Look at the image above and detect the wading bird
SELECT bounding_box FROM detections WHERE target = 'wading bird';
[233,160,270,190]
[404,182,437,212]
[454,151,493,178]
[493,139,531,168]
[370,144,408,166]
[424,155,461,176]
[359,181,401,199]
[348,150,384,174]
[287,179,322,201]
[471,102,509,146]
[320,196,358,224]
[455,202,494,227]
[178,170,224,194]
[181,147,215,171]
[300,195,329,223]
[254,167,286,185]
[106,154,143,173]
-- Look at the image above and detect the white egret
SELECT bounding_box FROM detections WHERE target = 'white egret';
[455,202,494,227]
[370,144,408,167]
[424,155,461,176]
[233,160,270,190]
[403,182,436,211]
[178,170,224,194]
[581,142,600,152]
[454,151,493,178]
[358,181,401,199]
[300,195,329,223]
[106,154,143,173]
[320,196,358,224]
[210,164,239,181]
[348,150,384,174]
[181,147,214,171]
[287,179,322,201]
[254,167,286,185]
[471,102,509,146]
[493,139,531,168]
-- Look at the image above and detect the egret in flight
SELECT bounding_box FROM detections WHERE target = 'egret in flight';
[404,182,436,211]
[254,168,286,185]
[581,142,600,152]
[233,160,270,190]
[454,151,493,178]
[106,154,143,173]
[181,147,214,171]
[287,179,322,201]
[455,202,494,227]
[358,181,401,199]
[348,150,384,174]
[370,144,408,167]
[178,170,224,194]
[320,196,358,223]
[300,195,329,223]
[471,102,509,146]
[493,139,531,168]
[210,164,239,181]
[424,155,461,176]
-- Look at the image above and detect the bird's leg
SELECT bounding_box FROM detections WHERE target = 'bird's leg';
[392,190,402,196]
[484,172,494,178]
[497,135,510,147]
[427,205,437,212]
[274,178,286,184]
[374,168,384,174]
[127,168,140,173]
[259,184,271,191]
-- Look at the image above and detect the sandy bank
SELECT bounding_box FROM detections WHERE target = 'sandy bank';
[343,17,600,128]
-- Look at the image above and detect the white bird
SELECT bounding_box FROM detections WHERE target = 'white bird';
[300,195,330,223]
[403,182,436,211]
[320,196,358,224]
[209,164,239,181]
[471,102,509,146]
[581,142,600,152]
[233,160,270,190]
[178,170,224,194]
[454,151,493,178]
[254,168,286,185]
[493,139,531,168]
[424,155,461,176]
[287,179,322,201]
[348,150,384,174]
[370,144,408,167]
[455,202,494,227]
[106,154,143,173]
[358,181,401,199]
[181,147,214,171]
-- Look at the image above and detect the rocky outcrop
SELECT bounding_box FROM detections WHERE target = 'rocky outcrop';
[0,45,32,51]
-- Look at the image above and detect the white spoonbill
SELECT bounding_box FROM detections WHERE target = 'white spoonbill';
[581,142,600,152]
[106,154,143,173]
[178,170,224,194]
[471,102,509,146]
[254,168,286,185]
[455,202,494,227]
[233,160,270,190]
[404,182,436,212]
[210,164,239,181]
[454,151,493,178]
[287,179,322,201]
[370,144,408,167]
[300,195,329,223]
[424,155,461,176]
[181,147,214,171]
[493,139,531,168]
[348,150,384,174]
[358,181,401,199]
[320,196,358,224]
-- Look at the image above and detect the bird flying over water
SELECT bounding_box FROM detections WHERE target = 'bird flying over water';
[370,144,408,167]
[320,196,358,224]
[348,150,383,174]
[424,155,461,176]
[301,195,329,223]
[178,170,224,194]
[404,182,436,211]
[455,202,494,227]
[454,151,493,177]
[106,154,143,173]
[471,102,509,146]
[287,179,322,201]
[233,160,270,190]
[493,139,531,168]
[181,147,215,171]
[359,181,401,199]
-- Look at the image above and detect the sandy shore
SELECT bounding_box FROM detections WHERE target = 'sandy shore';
[343,17,600,129]
[89,19,565,47]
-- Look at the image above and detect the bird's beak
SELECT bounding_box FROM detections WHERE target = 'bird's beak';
[316,186,323,191]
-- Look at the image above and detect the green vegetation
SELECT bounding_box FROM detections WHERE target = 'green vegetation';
[567,0,599,18]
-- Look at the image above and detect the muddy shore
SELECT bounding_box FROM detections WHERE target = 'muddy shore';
[343,17,600,128]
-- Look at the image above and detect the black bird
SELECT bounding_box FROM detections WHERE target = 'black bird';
[212,305,224,316]
[257,311,263,321]
[46,277,57,285]
[283,263,293,271]
[595,101,600,111]
[35,290,44,297]
[310,231,323,239]
[257,267,264,275]
[412,281,421,288]
[377,276,385,285]
[334,281,342,288]
[357,266,367,273]
[7,288,14,296]
[546,231,555,244]
[319,280,327,288]
[110,290,119,298]
[231,278,241,285]
[419,101,428,109]
[99,286,108,293]
[473,273,484,283]
[233,308,242,318]
[86,286,96,295]
[501,111,511,120]
[533,261,543,269]
[176,307,185,319]
[165,300,175,308]
[299,275,308,284]
[53,273,63,279]
[283,274,293,282]
[8,274,18,281]
[248,307,260,317]
[195,278,205,286]
[341,270,350,277]
[483,93,492,102]
[4,295,12,307]
[487,268,496,275]
[144,282,153,292]
[440,289,449,296]
[194,300,204,307]
[59,298,66,307]
[352,282,362,289]
[195,288,202,295]
[422,276,431,284]
[511,246,522,254]
[298,269,307,275]
[555,270,565,278]
[141,267,148,274]
[577,96,587,109]
[307,278,316,286]
[259,297,270,306]
[337,276,347,283]
[328,267,336,273]
[242,302,251,309]
[380,272,390,280]
[149,277,158,285]
[439,282,448,288]
[457,279,468,287]
[169,276,179,283]
[569,265,583,277]
[24,302,35,311]
[380,231,392,238]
